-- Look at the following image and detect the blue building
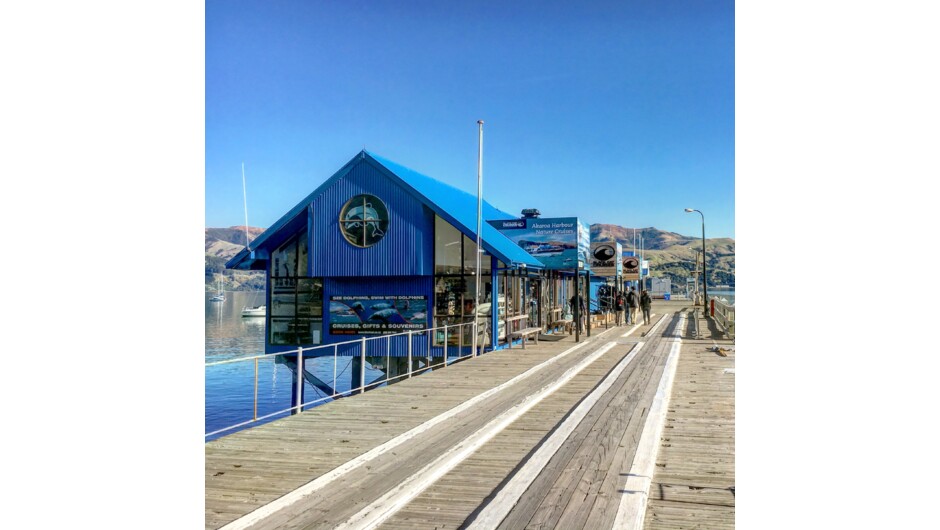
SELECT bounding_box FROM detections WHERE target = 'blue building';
[227,151,593,400]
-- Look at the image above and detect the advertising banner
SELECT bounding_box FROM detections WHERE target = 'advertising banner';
[329,295,428,335]
[489,217,591,270]
[590,241,622,277]
[622,255,640,280]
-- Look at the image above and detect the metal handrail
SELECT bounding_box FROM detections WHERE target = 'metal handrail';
[206,321,482,439]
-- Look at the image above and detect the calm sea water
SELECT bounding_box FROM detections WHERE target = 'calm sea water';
[205,291,383,441]
[710,290,735,306]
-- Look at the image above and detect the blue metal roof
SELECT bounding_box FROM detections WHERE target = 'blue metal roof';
[227,150,543,270]
[365,152,542,268]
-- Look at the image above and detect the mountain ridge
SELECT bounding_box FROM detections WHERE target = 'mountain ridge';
[205,224,734,291]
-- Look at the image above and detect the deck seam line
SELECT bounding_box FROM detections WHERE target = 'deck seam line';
[464,337,648,530]
[217,326,622,530]
[612,312,686,530]
[334,341,622,530]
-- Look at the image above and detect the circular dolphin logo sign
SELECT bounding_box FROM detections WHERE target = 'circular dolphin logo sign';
[340,194,389,247]
[623,257,639,269]
[593,245,615,261]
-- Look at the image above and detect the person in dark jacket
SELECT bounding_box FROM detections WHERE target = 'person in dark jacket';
[640,289,652,325]
[569,294,585,333]
[614,291,625,326]
[626,287,638,325]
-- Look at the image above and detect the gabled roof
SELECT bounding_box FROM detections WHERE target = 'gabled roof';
[227,150,542,270]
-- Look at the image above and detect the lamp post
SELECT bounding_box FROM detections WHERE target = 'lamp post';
[684,208,707,307]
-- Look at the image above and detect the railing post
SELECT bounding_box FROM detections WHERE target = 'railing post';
[333,344,338,397]
[253,357,258,421]
[459,322,464,358]
[386,336,391,383]
[407,331,413,379]
[443,324,448,367]
[295,347,303,414]
[472,321,478,358]
[360,337,367,391]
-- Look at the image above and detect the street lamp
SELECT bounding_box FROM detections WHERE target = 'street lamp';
[684,208,707,306]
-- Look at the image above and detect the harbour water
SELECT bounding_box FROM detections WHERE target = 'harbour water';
[205,291,383,441]
[710,290,735,306]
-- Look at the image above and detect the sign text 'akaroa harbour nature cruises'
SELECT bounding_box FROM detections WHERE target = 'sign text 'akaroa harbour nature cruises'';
[329,295,428,335]
[589,241,622,277]
[489,217,591,270]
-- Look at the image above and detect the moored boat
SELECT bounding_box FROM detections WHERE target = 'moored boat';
[241,305,266,317]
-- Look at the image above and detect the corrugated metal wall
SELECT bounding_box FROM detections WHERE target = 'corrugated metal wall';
[311,159,434,277]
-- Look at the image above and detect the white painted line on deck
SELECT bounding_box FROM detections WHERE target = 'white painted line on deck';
[219,328,618,530]
[336,341,622,530]
[465,338,647,530]
[612,313,686,530]
[621,322,640,337]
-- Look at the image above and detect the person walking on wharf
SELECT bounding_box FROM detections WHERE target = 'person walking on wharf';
[570,293,585,333]
[640,289,652,325]
[626,286,638,325]
[614,291,625,326]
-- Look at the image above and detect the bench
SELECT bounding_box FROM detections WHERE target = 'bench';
[549,318,574,335]
[507,315,541,349]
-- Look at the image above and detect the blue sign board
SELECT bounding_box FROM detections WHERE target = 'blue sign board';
[489,217,591,270]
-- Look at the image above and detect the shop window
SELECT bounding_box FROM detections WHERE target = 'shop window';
[269,232,322,345]
[434,216,462,275]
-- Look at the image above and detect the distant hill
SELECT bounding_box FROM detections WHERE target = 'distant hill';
[205,224,734,292]
[204,226,266,292]
[590,224,735,288]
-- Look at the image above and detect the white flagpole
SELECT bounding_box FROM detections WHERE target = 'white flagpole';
[473,120,484,357]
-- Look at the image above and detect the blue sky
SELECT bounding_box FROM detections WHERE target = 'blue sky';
[206,0,734,239]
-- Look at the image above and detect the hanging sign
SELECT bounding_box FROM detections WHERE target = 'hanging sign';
[489,217,591,270]
[590,241,622,277]
[622,256,640,280]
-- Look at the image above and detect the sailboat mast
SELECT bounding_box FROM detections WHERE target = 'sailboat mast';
[242,162,250,250]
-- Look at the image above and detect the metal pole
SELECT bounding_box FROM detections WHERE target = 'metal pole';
[360,337,366,391]
[253,357,258,421]
[407,331,413,379]
[585,272,591,337]
[473,120,484,358]
[574,271,580,342]
[685,208,707,306]
[295,347,303,414]
[700,212,707,308]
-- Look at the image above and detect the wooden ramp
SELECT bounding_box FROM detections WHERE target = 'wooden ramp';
[205,301,733,529]
[643,313,735,530]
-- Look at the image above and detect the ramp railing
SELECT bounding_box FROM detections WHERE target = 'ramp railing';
[711,297,735,339]
[206,321,481,440]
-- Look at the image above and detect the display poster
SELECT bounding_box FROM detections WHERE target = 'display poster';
[489,217,591,270]
[590,241,622,277]
[329,295,428,335]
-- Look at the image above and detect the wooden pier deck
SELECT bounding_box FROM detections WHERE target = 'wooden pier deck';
[205,300,735,529]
